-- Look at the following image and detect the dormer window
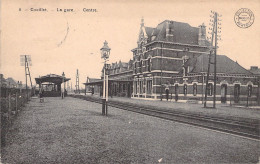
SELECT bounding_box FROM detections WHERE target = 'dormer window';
[142,47,146,52]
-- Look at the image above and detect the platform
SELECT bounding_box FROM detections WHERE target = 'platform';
[1,97,259,163]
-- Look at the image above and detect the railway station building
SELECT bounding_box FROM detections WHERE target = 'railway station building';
[85,19,260,105]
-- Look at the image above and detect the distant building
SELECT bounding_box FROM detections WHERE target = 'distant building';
[85,77,101,95]
[0,74,7,87]
[0,74,20,88]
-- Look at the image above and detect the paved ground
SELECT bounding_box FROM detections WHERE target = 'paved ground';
[83,93,260,120]
[1,97,259,164]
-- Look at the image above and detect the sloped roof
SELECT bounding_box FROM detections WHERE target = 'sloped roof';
[5,77,17,86]
[87,77,100,83]
[249,68,260,75]
[144,27,154,37]
[187,54,253,75]
[145,20,201,45]
[35,74,71,84]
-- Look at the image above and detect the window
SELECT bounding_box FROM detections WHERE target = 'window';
[207,83,213,96]
[148,58,152,72]
[140,60,143,73]
[193,83,197,96]
[143,79,146,93]
[147,80,152,94]
[234,84,240,103]
[123,84,126,92]
[184,84,187,96]
[248,85,252,97]
[134,81,138,94]
[139,81,143,94]
[134,62,137,74]
[119,84,121,93]
[175,84,179,95]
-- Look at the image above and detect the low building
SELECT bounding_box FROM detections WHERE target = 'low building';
[85,77,101,95]
[84,60,133,98]
[172,55,259,105]
[35,74,70,97]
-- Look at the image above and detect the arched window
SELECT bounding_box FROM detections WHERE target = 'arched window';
[175,84,179,94]
[193,83,197,96]
[207,83,213,96]
[234,84,240,103]
[184,84,187,96]
[248,85,252,97]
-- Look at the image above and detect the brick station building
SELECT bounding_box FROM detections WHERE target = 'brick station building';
[132,18,209,99]
[85,18,260,105]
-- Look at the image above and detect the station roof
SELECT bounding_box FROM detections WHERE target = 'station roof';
[35,74,71,84]
[185,54,253,75]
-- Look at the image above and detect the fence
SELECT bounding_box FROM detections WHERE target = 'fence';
[1,87,32,146]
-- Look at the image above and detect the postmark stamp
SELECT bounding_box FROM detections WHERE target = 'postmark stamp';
[234,8,254,28]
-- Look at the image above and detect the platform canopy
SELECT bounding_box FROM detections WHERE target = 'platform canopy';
[35,74,71,84]
[83,79,132,86]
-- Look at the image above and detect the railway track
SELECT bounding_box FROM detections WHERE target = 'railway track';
[70,94,260,140]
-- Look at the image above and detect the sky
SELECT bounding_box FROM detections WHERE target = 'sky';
[1,0,260,89]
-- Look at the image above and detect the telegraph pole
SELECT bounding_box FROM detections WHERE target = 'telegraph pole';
[213,12,218,108]
[76,69,80,94]
[25,56,28,100]
[21,55,32,101]
[204,11,222,108]
[160,42,163,101]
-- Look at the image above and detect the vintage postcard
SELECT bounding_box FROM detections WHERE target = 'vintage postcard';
[1,0,260,163]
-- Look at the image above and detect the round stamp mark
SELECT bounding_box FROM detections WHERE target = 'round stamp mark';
[234,8,254,28]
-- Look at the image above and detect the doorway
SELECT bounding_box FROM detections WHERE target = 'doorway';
[221,84,227,103]
[234,84,240,103]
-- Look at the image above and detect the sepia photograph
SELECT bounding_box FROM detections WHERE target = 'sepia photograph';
[0,0,260,163]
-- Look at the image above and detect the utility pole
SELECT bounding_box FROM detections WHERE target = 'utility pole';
[76,69,80,94]
[160,42,163,101]
[204,11,222,108]
[20,55,32,101]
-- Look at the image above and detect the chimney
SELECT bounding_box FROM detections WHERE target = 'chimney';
[141,17,144,27]
[198,23,206,46]
[166,21,174,42]
[250,66,258,70]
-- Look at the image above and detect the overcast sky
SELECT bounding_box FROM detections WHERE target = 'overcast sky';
[1,0,260,88]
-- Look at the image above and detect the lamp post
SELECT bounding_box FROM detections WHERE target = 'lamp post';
[100,40,111,116]
[62,72,65,99]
